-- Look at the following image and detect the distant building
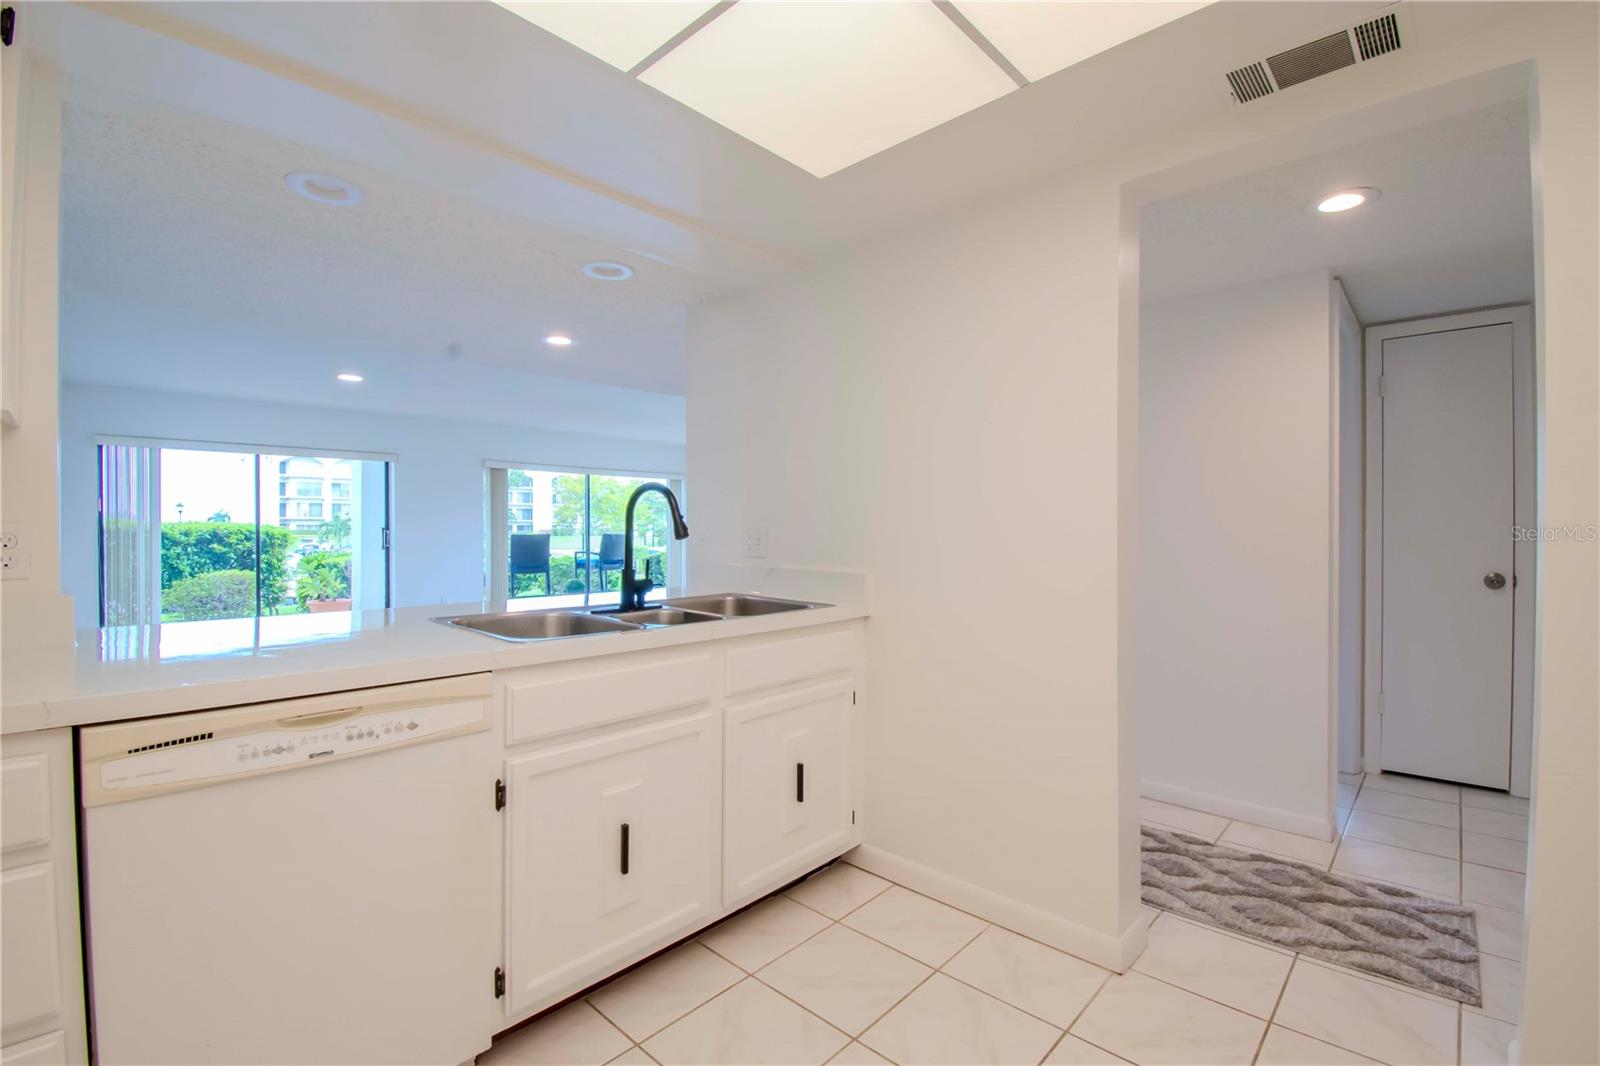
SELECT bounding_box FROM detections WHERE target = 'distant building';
[276,456,352,535]
[507,471,555,534]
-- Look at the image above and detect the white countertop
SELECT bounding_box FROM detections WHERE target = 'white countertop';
[0,597,867,734]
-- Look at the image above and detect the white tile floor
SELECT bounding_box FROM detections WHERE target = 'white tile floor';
[479,773,1528,1066]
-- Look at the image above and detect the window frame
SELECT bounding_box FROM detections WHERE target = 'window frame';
[96,435,397,621]
[483,459,687,606]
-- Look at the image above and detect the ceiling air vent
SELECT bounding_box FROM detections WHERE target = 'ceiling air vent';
[1225,61,1275,104]
[1267,31,1356,91]
[1353,11,1402,61]
[1224,2,1412,105]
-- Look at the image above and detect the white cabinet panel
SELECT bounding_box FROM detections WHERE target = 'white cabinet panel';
[505,711,721,1016]
[0,727,83,1063]
[504,651,716,745]
[0,865,61,1037]
[0,755,50,853]
[1,1030,66,1065]
[724,680,855,907]
[725,628,857,697]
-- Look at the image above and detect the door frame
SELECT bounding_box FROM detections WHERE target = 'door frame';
[1362,304,1535,795]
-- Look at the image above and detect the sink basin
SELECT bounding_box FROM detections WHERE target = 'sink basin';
[663,593,824,617]
[600,607,723,627]
[435,610,643,642]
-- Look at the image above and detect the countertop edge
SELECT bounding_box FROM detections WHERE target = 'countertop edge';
[4,603,869,734]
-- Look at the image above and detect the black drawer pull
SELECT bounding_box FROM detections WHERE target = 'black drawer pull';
[620,823,630,875]
[796,762,805,803]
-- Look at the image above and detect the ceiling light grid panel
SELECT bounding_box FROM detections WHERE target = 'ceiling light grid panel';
[498,0,1209,177]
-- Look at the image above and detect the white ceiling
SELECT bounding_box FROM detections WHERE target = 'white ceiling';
[1140,101,1535,322]
[58,85,689,438]
[36,0,1527,436]
[503,1,1204,177]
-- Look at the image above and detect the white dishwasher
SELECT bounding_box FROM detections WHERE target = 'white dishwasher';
[79,674,500,1066]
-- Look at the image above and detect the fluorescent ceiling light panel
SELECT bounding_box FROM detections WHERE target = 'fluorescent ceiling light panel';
[951,1,1209,83]
[496,1,719,72]
[639,0,1017,177]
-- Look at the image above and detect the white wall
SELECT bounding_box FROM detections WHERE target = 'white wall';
[690,176,1142,968]
[59,383,685,628]
[1137,271,1337,838]
[0,54,75,650]
[1519,10,1599,1059]
[1334,283,1364,775]
[688,10,1597,1024]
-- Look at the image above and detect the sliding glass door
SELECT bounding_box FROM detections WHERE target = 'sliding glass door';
[486,465,683,608]
[98,441,392,626]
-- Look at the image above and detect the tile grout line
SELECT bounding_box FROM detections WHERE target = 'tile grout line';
[698,889,910,1055]
[587,885,858,1048]
[1121,955,1294,1025]
[1248,954,1298,1066]
[589,931,787,1049]
[849,968,941,1063]
[835,919,995,1061]
[586,999,644,1053]
[1052,965,1120,1061]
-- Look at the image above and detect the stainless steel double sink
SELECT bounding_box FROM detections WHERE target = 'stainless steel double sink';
[434,593,826,643]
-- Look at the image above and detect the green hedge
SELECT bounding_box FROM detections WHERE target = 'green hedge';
[163,569,257,621]
[161,523,291,609]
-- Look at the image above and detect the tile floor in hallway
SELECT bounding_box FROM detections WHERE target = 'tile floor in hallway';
[479,773,1529,1066]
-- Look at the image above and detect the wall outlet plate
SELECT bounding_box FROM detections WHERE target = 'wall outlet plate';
[0,548,25,579]
[743,526,768,559]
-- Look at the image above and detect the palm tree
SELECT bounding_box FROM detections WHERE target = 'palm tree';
[317,513,352,550]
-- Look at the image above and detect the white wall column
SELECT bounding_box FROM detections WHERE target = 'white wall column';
[0,42,74,650]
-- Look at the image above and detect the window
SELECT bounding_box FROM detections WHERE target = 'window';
[485,465,685,608]
[98,441,393,625]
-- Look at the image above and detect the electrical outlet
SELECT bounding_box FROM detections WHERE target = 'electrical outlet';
[0,548,25,579]
[0,532,16,551]
[743,525,768,559]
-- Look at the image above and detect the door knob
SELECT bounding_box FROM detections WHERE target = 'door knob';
[1483,572,1507,590]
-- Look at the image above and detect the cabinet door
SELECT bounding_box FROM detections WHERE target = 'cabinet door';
[724,680,855,907]
[504,711,720,1017]
[0,730,84,1064]
[1,1031,67,1065]
[0,866,60,1038]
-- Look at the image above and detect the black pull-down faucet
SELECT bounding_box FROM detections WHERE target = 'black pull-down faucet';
[618,482,690,612]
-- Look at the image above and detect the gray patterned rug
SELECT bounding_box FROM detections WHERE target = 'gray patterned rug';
[1141,825,1481,1005]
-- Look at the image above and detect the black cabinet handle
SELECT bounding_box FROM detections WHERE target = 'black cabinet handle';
[620,823,630,875]
[796,762,805,803]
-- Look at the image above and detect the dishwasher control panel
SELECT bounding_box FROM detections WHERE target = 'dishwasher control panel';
[96,698,486,793]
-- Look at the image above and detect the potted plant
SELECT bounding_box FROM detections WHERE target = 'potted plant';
[296,551,353,613]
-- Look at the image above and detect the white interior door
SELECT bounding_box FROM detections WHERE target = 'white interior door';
[1379,323,1515,788]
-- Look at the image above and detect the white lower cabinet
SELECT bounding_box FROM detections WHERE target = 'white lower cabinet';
[495,620,863,1030]
[0,1031,66,1066]
[503,710,721,1017]
[0,730,86,1065]
[723,679,856,907]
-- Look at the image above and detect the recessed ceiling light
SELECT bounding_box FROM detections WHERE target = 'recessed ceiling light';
[286,171,364,206]
[336,373,364,383]
[1316,188,1380,213]
[544,334,574,347]
[583,261,635,281]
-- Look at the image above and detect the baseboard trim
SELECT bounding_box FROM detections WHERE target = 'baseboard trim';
[1141,778,1334,841]
[844,844,1148,972]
